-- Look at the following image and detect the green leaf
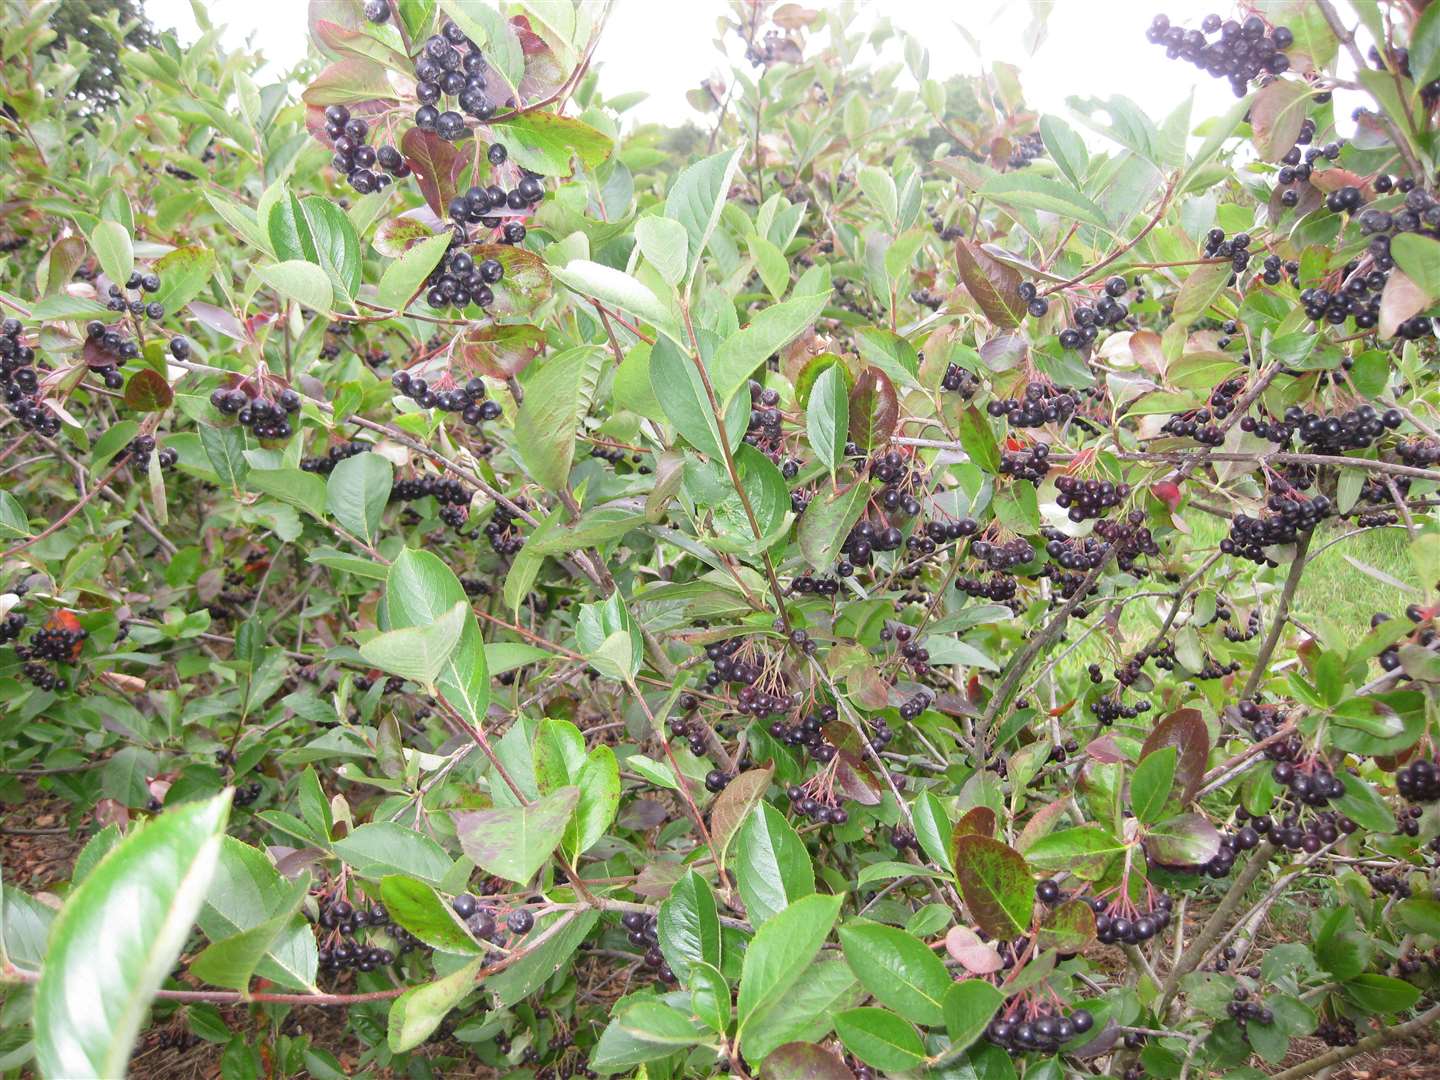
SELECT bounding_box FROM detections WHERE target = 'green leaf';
[0,491,31,539]
[379,876,483,954]
[89,220,134,292]
[201,425,248,491]
[1022,825,1124,880]
[635,215,689,287]
[833,1007,926,1073]
[34,793,231,1080]
[735,802,815,925]
[711,444,790,553]
[797,479,868,573]
[806,362,848,478]
[575,591,642,682]
[388,956,483,1052]
[690,960,731,1034]
[1039,114,1088,187]
[189,876,309,992]
[358,599,468,687]
[1390,232,1440,298]
[246,468,328,519]
[747,233,789,300]
[267,191,318,264]
[1143,812,1222,867]
[957,403,1000,473]
[1171,260,1230,328]
[495,111,613,176]
[489,908,599,1007]
[1396,898,1440,937]
[565,746,620,859]
[516,346,606,493]
[1342,972,1421,1015]
[953,835,1034,941]
[552,259,680,339]
[453,786,580,883]
[736,892,843,1033]
[257,260,333,313]
[1038,897,1098,953]
[658,870,721,983]
[332,821,453,884]
[301,196,362,304]
[376,232,451,311]
[384,548,489,729]
[325,452,392,546]
[912,790,955,874]
[980,172,1110,229]
[591,998,705,1072]
[711,291,830,408]
[666,146,744,284]
[1130,745,1178,825]
[151,246,217,314]
[198,838,317,991]
[649,333,749,460]
[942,979,1006,1055]
[740,956,860,1060]
[838,921,950,1026]
[858,166,898,227]
[1413,0,1440,90]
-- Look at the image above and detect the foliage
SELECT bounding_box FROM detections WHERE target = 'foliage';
[0,1,1438,1078]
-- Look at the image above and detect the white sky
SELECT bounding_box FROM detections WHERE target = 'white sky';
[143,1,1322,131]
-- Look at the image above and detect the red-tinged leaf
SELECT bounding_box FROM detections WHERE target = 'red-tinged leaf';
[763,1041,856,1080]
[1139,708,1210,804]
[1152,481,1182,511]
[301,58,398,107]
[373,215,440,259]
[1038,899,1096,953]
[1250,78,1311,162]
[456,323,547,380]
[708,766,772,871]
[953,835,1034,941]
[953,806,995,841]
[847,368,898,452]
[1016,799,1071,854]
[1308,168,1369,196]
[45,610,85,660]
[188,301,248,342]
[401,127,463,219]
[833,748,883,806]
[311,19,409,70]
[1048,699,1075,717]
[978,331,1027,371]
[124,369,174,412]
[1085,735,1126,763]
[1380,271,1430,339]
[944,925,1003,974]
[955,237,1025,328]
[1144,812,1221,867]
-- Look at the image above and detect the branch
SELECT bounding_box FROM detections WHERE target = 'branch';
[1240,528,1312,699]
[1271,1000,1440,1080]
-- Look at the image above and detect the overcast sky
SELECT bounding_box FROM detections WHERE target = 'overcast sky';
[144,0,1351,134]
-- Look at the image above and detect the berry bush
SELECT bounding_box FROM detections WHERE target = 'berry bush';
[1,1,1440,1078]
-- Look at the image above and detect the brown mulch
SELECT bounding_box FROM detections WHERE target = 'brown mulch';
[0,782,90,892]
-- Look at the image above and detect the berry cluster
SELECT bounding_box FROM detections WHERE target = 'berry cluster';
[300,440,369,475]
[1055,474,1130,523]
[1221,494,1331,565]
[1226,987,1275,1033]
[1145,13,1292,97]
[412,24,500,141]
[956,572,1018,603]
[1058,277,1132,349]
[210,385,301,441]
[1094,513,1161,573]
[392,370,502,425]
[784,782,849,827]
[941,362,978,396]
[766,707,838,761]
[483,500,526,556]
[104,270,165,320]
[985,1006,1093,1055]
[232,780,264,807]
[619,910,676,984]
[426,245,507,313]
[1292,404,1403,453]
[321,105,405,196]
[987,383,1077,428]
[971,536,1036,572]
[83,320,143,389]
[116,434,178,471]
[1396,758,1440,802]
[1000,442,1051,482]
[0,319,57,436]
[1316,1015,1358,1047]
[1090,693,1151,725]
[315,895,406,974]
[1090,892,1173,943]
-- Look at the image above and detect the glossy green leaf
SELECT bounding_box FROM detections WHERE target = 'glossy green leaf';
[735,801,815,925]
[838,920,950,1026]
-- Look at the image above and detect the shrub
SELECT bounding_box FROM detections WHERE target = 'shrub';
[0,1,1438,1078]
